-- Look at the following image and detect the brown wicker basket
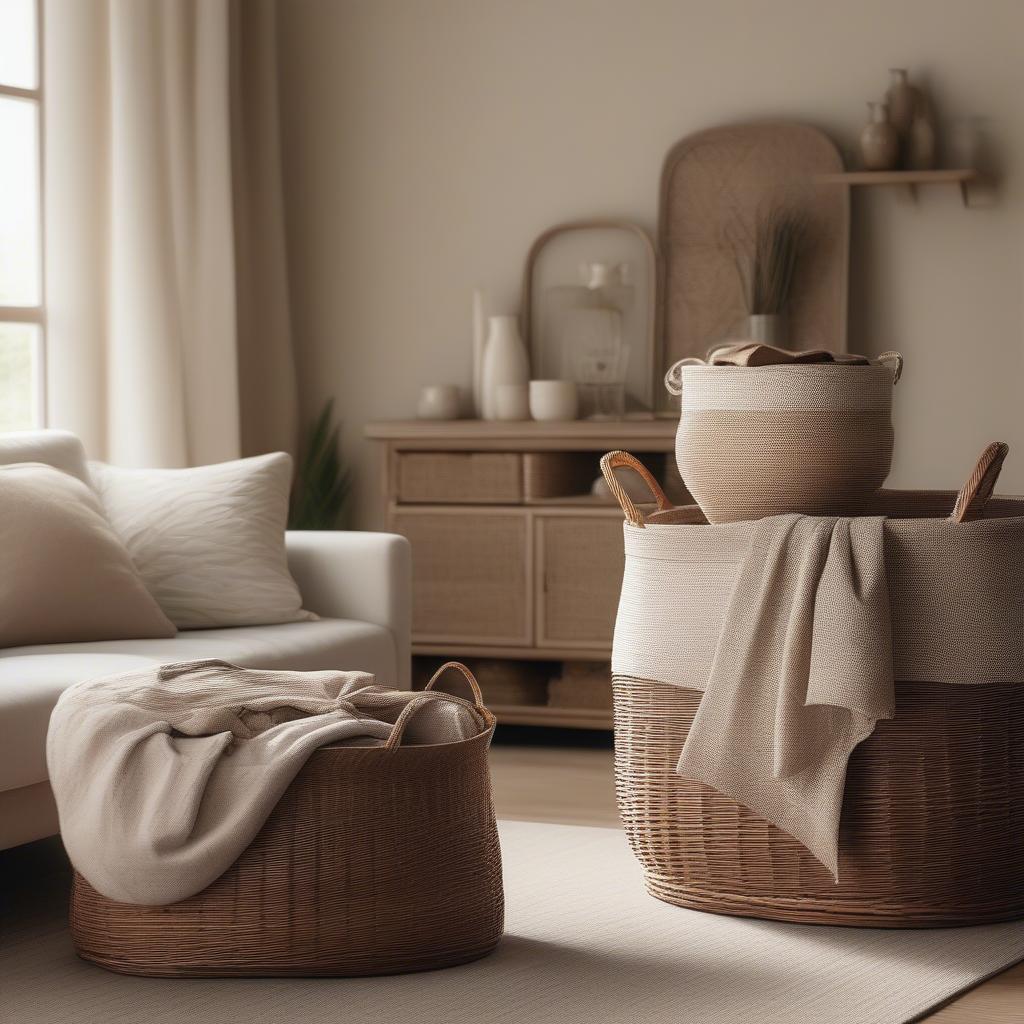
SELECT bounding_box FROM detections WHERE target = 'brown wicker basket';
[70,663,504,976]
[601,445,1024,927]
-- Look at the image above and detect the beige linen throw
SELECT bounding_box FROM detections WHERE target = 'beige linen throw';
[676,515,894,878]
[47,660,483,905]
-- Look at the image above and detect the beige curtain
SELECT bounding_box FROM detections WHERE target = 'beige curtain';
[44,0,297,466]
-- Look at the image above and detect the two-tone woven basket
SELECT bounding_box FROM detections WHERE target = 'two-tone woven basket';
[600,445,1024,928]
[70,663,504,976]
[665,353,903,522]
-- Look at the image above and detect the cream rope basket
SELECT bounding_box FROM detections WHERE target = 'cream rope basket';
[600,444,1024,927]
[665,353,903,522]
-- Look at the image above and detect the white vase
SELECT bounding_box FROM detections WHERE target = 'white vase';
[745,313,785,346]
[481,315,529,420]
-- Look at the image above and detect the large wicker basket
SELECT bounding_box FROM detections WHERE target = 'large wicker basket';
[70,663,504,976]
[601,446,1024,927]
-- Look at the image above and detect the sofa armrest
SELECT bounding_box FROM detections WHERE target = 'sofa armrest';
[286,531,411,688]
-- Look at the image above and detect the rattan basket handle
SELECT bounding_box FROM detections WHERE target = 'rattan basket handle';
[599,450,672,529]
[424,661,486,709]
[951,442,1009,523]
[877,351,904,383]
[384,690,495,751]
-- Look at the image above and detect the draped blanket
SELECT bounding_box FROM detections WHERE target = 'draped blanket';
[47,660,483,905]
[677,516,893,878]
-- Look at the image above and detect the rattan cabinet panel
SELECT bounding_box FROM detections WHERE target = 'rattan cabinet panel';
[396,452,522,504]
[536,514,624,648]
[395,509,531,645]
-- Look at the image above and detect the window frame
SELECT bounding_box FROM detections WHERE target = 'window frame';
[0,0,46,428]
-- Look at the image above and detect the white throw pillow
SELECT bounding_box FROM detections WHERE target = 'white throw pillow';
[90,453,315,629]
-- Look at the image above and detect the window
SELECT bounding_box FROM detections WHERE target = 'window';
[0,0,43,431]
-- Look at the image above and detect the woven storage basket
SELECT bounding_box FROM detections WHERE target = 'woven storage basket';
[600,446,1024,927]
[665,354,902,522]
[70,663,504,976]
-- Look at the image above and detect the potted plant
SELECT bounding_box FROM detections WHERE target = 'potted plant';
[289,399,352,530]
[737,207,807,346]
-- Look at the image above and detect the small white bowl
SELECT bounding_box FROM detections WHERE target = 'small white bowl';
[529,380,578,422]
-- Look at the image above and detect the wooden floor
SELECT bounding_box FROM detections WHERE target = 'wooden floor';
[488,740,1024,1024]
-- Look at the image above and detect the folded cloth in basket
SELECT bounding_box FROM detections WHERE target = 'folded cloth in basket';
[676,515,894,878]
[47,659,484,905]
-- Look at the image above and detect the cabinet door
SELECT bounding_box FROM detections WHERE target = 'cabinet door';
[535,514,625,650]
[393,508,531,646]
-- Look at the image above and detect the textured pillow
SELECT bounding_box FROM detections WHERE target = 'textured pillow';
[89,453,313,629]
[0,463,177,648]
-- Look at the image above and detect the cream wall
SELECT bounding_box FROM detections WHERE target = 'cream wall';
[276,0,1024,527]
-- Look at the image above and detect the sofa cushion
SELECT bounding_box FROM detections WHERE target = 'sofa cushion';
[90,454,314,630]
[0,464,178,648]
[0,429,91,484]
[0,619,398,792]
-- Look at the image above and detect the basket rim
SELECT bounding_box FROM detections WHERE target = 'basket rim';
[315,721,495,755]
[677,364,896,383]
[637,491,1024,529]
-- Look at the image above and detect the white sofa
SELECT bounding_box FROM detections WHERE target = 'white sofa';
[0,431,411,850]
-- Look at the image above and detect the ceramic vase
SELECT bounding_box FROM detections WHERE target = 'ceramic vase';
[859,102,900,171]
[906,101,937,170]
[745,313,784,346]
[481,315,530,421]
[884,68,919,137]
[417,385,461,420]
[471,289,487,416]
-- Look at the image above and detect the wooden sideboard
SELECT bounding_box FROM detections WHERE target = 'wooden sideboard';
[365,419,681,729]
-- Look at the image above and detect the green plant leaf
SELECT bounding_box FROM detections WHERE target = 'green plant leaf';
[289,399,352,530]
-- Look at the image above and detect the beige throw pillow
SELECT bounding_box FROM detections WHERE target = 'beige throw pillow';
[90,453,314,629]
[0,464,177,648]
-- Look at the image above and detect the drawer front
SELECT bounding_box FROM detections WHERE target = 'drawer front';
[396,452,522,504]
[536,515,624,649]
[393,510,531,645]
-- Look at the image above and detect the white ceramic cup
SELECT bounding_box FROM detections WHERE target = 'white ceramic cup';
[416,384,461,420]
[494,383,530,421]
[529,380,578,422]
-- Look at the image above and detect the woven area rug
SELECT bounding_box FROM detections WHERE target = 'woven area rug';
[4,820,1023,1024]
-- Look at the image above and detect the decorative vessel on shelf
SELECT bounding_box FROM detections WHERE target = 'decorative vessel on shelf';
[416,385,461,421]
[906,98,937,170]
[884,68,920,138]
[480,315,530,421]
[529,380,578,422]
[494,383,530,422]
[859,101,900,171]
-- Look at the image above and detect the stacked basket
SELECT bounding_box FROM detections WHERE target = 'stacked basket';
[601,352,1024,928]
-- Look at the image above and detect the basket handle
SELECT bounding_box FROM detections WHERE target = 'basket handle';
[599,450,672,529]
[951,442,1009,523]
[425,661,486,709]
[384,690,495,751]
[664,357,705,397]
[386,662,494,750]
[877,351,904,383]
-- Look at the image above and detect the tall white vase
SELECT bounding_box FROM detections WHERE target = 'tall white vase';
[480,315,530,420]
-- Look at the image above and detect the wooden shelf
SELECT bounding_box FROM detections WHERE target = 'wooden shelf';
[413,642,611,662]
[488,703,612,730]
[815,168,978,205]
[365,418,677,451]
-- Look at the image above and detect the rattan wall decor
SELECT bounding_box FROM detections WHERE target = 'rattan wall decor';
[657,122,850,408]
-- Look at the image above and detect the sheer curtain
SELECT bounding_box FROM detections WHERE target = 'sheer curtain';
[44,0,297,466]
